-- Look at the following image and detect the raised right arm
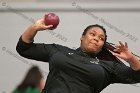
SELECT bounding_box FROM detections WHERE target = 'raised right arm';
[22,18,53,43]
[16,18,56,62]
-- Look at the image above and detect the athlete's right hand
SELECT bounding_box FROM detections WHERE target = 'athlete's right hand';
[32,18,54,31]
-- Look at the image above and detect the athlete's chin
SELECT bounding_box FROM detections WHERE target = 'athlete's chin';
[87,47,99,54]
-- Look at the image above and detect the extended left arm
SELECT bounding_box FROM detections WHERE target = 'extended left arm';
[127,54,140,71]
[112,41,140,71]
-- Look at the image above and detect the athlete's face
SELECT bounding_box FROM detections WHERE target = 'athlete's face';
[80,27,105,54]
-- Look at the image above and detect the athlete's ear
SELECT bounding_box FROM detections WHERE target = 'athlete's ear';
[80,35,84,41]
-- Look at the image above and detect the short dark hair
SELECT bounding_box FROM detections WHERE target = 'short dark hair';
[82,24,107,42]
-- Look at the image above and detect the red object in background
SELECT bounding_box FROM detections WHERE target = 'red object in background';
[44,13,60,28]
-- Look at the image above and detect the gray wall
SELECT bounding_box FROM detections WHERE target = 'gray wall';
[0,0,140,93]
